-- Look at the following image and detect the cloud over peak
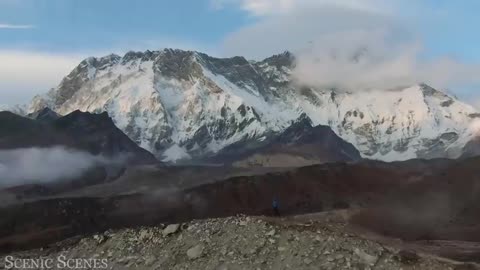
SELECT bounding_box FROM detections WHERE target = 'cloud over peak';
[0,23,35,29]
[219,0,480,93]
[214,0,394,16]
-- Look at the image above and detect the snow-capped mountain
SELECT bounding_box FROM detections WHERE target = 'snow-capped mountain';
[0,104,26,116]
[226,115,362,167]
[28,49,480,162]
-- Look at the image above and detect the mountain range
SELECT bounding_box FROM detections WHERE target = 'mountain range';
[3,48,480,267]
[16,49,480,163]
[0,108,157,164]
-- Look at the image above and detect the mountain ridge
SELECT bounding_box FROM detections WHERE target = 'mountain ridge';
[0,109,158,164]
[27,48,479,162]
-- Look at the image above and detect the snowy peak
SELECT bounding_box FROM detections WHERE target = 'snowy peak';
[420,83,455,106]
[154,49,203,81]
[259,51,296,69]
[0,104,26,116]
[53,55,121,107]
[28,49,479,163]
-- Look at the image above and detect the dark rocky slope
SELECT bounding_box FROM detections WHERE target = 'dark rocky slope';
[210,115,361,167]
[52,110,157,164]
[461,136,480,159]
[0,158,453,253]
[0,109,157,164]
[0,111,72,149]
[0,110,158,200]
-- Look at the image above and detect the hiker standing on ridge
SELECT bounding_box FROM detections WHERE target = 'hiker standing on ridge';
[272,197,280,216]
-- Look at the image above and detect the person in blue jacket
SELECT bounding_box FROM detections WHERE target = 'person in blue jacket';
[272,197,280,216]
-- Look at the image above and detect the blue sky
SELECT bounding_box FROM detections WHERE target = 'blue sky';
[0,0,250,54]
[1,0,480,59]
[0,0,479,105]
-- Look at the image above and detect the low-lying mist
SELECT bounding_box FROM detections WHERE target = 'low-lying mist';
[0,146,127,188]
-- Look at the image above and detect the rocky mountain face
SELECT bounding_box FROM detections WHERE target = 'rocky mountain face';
[52,110,157,164]
[0,111,72,149]
[225,115,362,167]
[0,110,157,164]
[27,107,60,123]
[28,49,479,162]
[461,136,480,159]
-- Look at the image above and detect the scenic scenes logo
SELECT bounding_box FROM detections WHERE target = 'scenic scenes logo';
[4,255,109,269]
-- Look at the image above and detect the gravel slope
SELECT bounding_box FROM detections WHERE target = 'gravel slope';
[2,215,472,270]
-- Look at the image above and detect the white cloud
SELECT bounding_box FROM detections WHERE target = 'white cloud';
[0,23,34,29]
[219,0,480,93]
[468,119,480,137]
[0,50,84,105]
[222,4,404,59]
[472,98,480,111]
[215,0,393,15]
[0,146,126,188]
[291,28,480,91]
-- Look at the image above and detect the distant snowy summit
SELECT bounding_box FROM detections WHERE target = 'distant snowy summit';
[0,104,26,116]
[27,49,480,162]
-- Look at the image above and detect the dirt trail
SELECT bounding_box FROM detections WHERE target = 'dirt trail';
[283,210,480,265]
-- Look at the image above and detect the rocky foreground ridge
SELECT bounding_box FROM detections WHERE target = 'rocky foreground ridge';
[2,215,475,270]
